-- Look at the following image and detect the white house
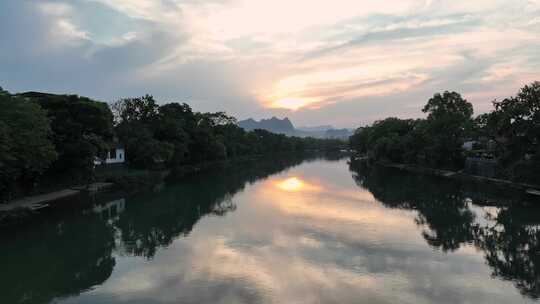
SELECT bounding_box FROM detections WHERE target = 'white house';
[94,145,125,166]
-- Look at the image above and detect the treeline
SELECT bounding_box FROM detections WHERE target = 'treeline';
[1,90,114,201]
[111,95,344,168]
[349,81,540,183]
[0,88,344,202]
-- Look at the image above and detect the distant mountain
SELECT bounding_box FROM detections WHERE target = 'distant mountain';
[238,117,295,134]
[297,125,333,132]
[324,128,353,139]
[238,117,352,139]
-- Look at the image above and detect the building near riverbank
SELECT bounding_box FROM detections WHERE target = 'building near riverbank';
[94,144,125,166]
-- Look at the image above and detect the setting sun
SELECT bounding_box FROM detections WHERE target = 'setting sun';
[271,98,315,111]
[2,0,540,302]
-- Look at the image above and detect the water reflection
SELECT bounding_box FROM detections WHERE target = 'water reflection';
[116,155,316,259]
[0,154,315,304]
[275,176,323,193]
[91,198,126,219]
[0,210,116,304]
[475,207,540,299]
[1,154,539,304]
[276,177,305,191]
[349,160,540,299]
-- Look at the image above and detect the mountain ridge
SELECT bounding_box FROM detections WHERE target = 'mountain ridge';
[238,117,352,139]
[238,117,295,134]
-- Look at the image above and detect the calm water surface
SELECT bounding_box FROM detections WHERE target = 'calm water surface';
[2,156,540,304]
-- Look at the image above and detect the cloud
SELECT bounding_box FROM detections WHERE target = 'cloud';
[0,0,539,127]
[304,13,481,59]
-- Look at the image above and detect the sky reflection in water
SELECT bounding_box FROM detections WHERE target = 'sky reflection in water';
[2,157,539,304]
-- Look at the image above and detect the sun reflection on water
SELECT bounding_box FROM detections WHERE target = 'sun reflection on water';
[275,177,324,193]
[276,177,305,191]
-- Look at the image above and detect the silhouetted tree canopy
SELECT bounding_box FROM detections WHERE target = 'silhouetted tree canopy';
[0,89,57,201]
[0,88,345,202]
[349,83,540,177]
[111,96,345,169]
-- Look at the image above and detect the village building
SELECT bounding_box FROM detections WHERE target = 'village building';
[94,143,125,166]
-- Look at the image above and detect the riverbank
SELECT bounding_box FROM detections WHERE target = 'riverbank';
[0,189,81,213]
[0,183,115,226]
[94,154,270,189]
[0,153,319,226]
[352,156,540,197]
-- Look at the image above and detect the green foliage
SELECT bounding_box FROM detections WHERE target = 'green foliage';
[483,82,540,157]
[350,117,419,162]
[422,91,473,121]
[122,126,174,168]
[112,95,159,125]
[0,86,344,201]
[349,118,420,163]
[350,91,474,169]
[351,82,540,181]
[113,96,345,169]
[21,92,114,178]
[474,82,540,182]
[0,91,57,201]
[422,91,473,167]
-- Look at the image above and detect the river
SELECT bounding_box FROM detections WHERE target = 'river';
[1,155,539,303]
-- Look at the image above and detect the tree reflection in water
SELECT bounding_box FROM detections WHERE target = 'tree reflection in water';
[349,160,540,299]
[0,154,321,304]
[116,155,313,259]
[475,207,540,298]
[0,212,116,304]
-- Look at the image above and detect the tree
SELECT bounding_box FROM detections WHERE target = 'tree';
[111,94,345,168]
[421,91,473,168]
[18,92,113,180]
[114,98,196,168]
[0,90,57,200]
[112,95,159,125]
[422,91,473,121]
[349,118,419,163]
[476,82,540,182]
[155,103,194,166]
[113,96,166,168]
[123,126,174,168]
[349,91,473,168]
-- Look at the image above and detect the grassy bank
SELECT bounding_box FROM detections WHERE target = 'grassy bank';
[352,156,540,197]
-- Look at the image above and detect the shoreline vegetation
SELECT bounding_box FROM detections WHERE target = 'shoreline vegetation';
[2,80,540,224]
[0,87,346,204]
[351,157,540,200]
[349,81,540,189]
[0,84,345,226]
[0,151,343,226]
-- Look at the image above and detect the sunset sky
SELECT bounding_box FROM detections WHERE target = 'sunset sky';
[1,0,539,127]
